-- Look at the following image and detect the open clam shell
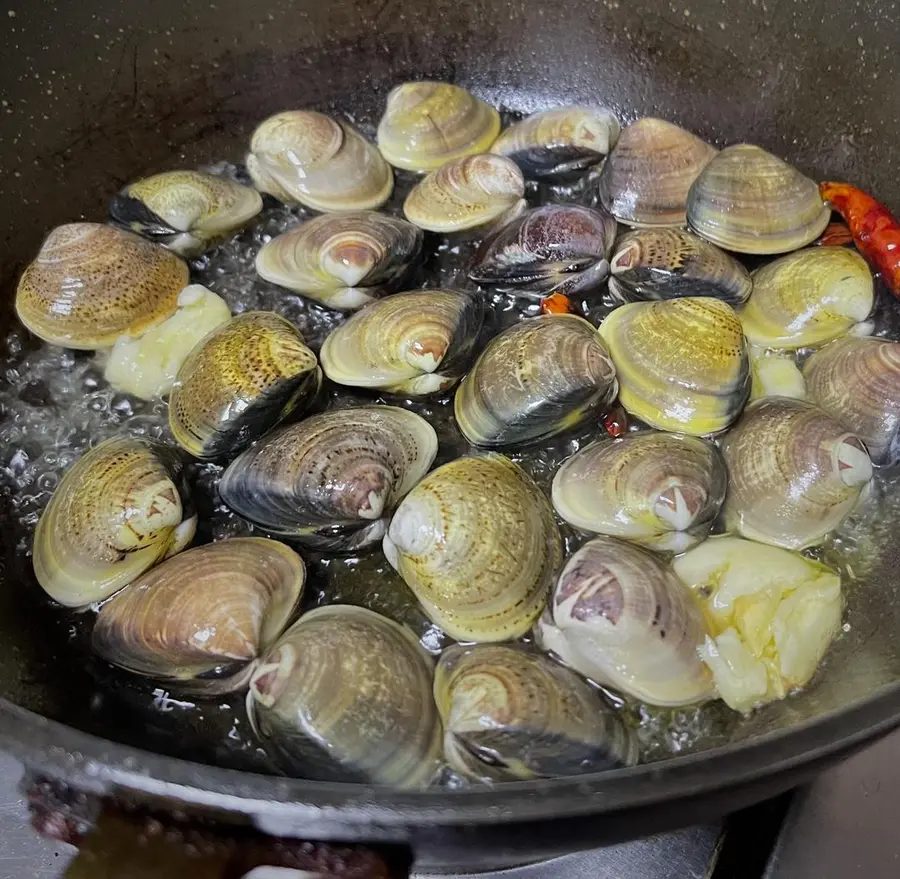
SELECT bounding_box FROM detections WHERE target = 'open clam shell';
[15,223,188,350]
[248,605,442,787]
[597,118,717,227]
[247,110,393,212]
[320,289,484,396]
[92,538,304,694]
[721,397,873,550]
[168,311,321,460]
[454,314,618,448]
[33,437,196,608]
[434,643,638,783]
[383,454,562,642]
[377,81,501,173]
[686,144,830,254]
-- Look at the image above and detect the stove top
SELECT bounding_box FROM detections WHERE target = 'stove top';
[2,727,899,879]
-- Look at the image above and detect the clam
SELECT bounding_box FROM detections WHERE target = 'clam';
[109,170,263,257]
[740,247,874,349]
[246,110,393,212]
[721,397,873,550]
[551,433,727,552]
[103,284,231,401]
[536,536,714,707]
[686,144,831,254]
[403,154,526,234]
[248,605,442,787]
[803,336,900,464]
[255,211,423,311]
[434,644,638,783]
[92,538,304,694]
[597,297,750,435]
[220,406,437,551]
[383,454,562,642]
[748,347,806,403]
[468,204,617,299]
[454,314,618,448]
[168,312,321,460]
[597,118,717,226]
[377,81,501,173]
[490,105,621,181]
[33,437,196,608]
[608,227,752,306]
[673,536,842,712]
[15,223,188,350]
[320,289,484,396]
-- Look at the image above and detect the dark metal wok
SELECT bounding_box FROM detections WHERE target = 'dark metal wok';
[3,0,900,873]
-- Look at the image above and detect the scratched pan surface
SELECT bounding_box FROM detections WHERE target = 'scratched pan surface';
[3,0,900,872]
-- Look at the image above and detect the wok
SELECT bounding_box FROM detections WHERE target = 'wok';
[3,0,900,874]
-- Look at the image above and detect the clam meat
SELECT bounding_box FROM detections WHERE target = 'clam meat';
[803,336,900,464]
[33,437,196,608]
[673,536,842,712]
[490,105,621,181]
[597,297,750,435]
[15,223,188,350]
[383,454,562,642]
[246,110,393,212]
[168,311,321,460]
[320,289,484,396]
[92,538,304,694]
[109,170,263,257]
[608,227,752,306]
[740,246,874,349]
[551,432,727,552]
[434,644,638,783]
[536,536,714,707]
[597,117,717,226]
[377,81,500,173]
[468,204,617,299]
[454,314,618,448]
[403,153,526,234]
[248,605,442,787]
[255,211,423,311]
[721,397,873,550]
[686,144,831,254]
[220,406,437,551]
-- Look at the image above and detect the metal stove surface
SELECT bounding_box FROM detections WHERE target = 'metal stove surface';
[2,727,900,879]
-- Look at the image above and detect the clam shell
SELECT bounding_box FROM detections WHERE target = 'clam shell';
[686,144,830,254]
[33,437,196,608]
[255,211,423,311]
[383,454,562,642]
[536,536,714,707]
[740,247,873,349]
[320,289,484,396]
[608,227,752,306]
[434,644,638,783]
[597,118,717,226]
[219,406,437,550]
[469,204,616,299]
[15,223,188,350]
[803,336,900,464]
[168,312,321,460]
[246,111,393,211]
[490,105,621,181]
[377,81,501,173]
[248,605,442,787]
[748,347,807,402]
[92,538,304,694]
[403,154,526,234]
[551,432,727,552]
[110,170,262,257]
[597,297,750,435]
[454,314,618,448]
[721,397,873,550]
